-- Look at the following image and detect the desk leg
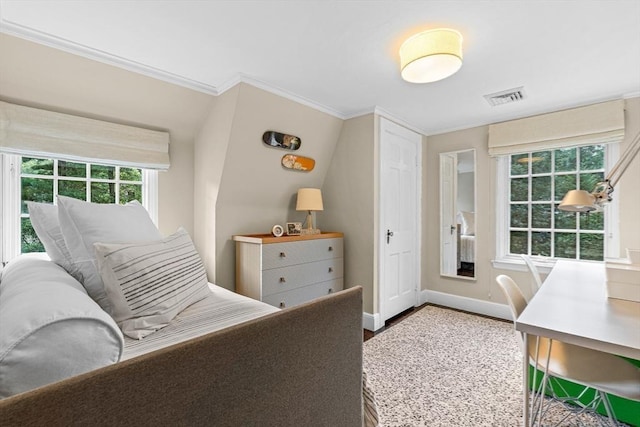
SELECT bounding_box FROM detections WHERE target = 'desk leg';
[523,332,530,426]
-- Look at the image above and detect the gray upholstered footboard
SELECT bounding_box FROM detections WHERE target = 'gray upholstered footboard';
[0,287,363,427]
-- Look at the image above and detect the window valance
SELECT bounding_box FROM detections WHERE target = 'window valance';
[0,101,170,170]
[487,99,625,156]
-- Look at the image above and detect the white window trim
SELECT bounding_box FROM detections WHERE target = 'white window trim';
[492,143,620,272]
[1,154,158,263]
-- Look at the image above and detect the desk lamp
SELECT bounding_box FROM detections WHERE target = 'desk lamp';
[559,130,640,212]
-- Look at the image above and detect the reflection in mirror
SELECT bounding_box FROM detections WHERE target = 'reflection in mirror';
[440,150,476,279]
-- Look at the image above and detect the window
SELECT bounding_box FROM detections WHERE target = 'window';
[1,154,158,262]
[496,143,618,265]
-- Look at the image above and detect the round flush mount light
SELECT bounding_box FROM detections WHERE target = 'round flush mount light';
[399,28,463,83]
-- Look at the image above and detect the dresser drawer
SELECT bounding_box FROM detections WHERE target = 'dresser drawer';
[262,279,344,309]
[261,258,343,297]
[262,238,343,270]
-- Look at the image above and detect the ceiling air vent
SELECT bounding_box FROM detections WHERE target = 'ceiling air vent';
[484,87,526,107]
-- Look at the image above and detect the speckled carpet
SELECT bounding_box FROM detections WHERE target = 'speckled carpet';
[363,305,620,427]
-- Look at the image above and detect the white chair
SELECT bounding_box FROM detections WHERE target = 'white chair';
[496,274,640,426]
[521,255,543,300]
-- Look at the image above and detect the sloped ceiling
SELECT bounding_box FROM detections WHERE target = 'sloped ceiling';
[1,0,639,135]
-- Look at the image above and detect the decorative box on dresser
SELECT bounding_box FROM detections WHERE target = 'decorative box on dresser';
[233,232,344,308]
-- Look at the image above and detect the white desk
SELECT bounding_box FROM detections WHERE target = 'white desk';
[515,260,640,425]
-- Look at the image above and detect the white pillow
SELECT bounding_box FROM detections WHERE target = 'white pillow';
[26,201,76,275]
[0,254,123,398]
[458,211,475,236]
[94,228,211,339]
[57,196,162,315]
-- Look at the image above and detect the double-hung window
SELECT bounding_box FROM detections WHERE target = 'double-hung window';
[0,100,168,264]
[503,144,610,261]
[1,154,158,262]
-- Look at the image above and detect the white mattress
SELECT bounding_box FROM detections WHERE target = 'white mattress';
[460,235,475,263]
[122,284,279,361]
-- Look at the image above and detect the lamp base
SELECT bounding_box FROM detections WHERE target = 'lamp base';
[300,228,321,235]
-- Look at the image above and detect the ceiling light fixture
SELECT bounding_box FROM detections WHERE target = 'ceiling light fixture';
[400,28,463,83]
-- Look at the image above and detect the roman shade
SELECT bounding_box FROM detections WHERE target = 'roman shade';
[0,101,170,170]
[488,99,625,156]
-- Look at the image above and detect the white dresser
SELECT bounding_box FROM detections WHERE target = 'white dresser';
[233,232,344,308]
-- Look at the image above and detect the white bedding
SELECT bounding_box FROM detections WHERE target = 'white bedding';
[122,284,279,360]
[460,235,475,264]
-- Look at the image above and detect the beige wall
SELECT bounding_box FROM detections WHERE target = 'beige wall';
[0,34,213,236]
[423,97,640,305]
[323,114,376,312]
[196,84,344,290]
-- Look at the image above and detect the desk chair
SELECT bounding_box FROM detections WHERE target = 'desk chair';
[496,274,640,426]
[521,255,543,300]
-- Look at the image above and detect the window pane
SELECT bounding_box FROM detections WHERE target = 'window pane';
[554,174,577,201]
[531,232,551,257]
[510,231,528,255]
[579,172,604,192]
[531,204,551,228]
[21,157,53,175]
[59,180,86,200]
[580,145,604,171]
[21,177,53,213]
[531,176,551,201]
[511,178,528,201]
[91,164,115,180]
[21,217,44,253]
[555,148,576,172]
[91,182,116,203]
[554,206,577,230]
[120,167,142,182]
[531,151,551,174]
[510,204,528,228]
[120,184,142,204]
[58,161,86,178]
[555,233,577,259]
[510,154,528,176]
[580,234,604,261]
[580,211,604,231]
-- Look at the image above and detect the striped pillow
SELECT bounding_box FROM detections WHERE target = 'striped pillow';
[94,228,211,339]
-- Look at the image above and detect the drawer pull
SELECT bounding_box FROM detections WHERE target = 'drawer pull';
[328,246,333,252]
[328,267,333,273]
[328,288,333,293]
[279,277,286,283]
[279,252,286,258]
[279,302,286,308]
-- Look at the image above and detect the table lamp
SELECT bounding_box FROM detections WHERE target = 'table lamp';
[296,188,323,235]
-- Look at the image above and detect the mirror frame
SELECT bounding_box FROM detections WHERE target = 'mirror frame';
[439,149,476,280]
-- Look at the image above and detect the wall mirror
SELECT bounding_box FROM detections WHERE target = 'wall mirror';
[440,149,476,279]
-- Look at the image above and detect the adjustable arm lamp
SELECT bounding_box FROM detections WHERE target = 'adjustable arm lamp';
[559,130,640,212]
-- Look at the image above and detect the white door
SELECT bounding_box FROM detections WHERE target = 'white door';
[440,153,457,275]
[379,118,421,322]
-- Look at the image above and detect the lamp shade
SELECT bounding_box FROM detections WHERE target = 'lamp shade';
[400,28,463,83]
[558,190,597,212]
[296,188,323,211]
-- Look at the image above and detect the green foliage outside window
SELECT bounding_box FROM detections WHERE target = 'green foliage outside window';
[20,157,143,254]
[508,146,605,261]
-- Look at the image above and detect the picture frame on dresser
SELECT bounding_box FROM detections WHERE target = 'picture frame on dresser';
[286,222,302,236]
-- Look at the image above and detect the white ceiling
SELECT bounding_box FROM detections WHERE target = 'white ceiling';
[1,0,639,135]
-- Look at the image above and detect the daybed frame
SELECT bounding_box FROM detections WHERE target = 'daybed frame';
[0,287,363,426]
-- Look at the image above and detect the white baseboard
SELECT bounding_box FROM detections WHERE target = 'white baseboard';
[363,311,382,332]
[422,290,512,321]
[363,290,511,332]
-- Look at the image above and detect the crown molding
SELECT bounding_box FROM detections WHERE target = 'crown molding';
[0,19,218,95]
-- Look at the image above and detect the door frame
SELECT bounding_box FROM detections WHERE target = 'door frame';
[377,117,422,326]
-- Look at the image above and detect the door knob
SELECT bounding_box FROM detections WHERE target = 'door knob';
[386,229,394,244]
